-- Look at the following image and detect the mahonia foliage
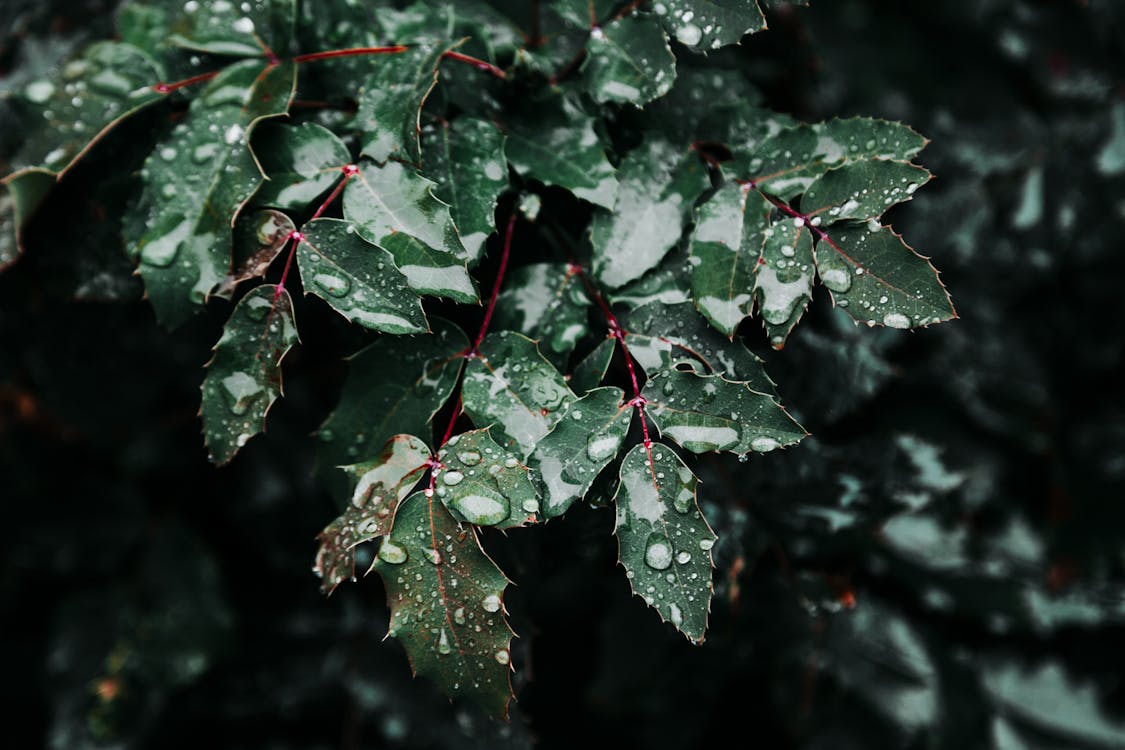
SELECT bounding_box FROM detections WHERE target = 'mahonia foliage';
[0,0,955,718]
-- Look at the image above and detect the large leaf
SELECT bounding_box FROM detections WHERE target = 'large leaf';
[374,493,515,718]
[493,262,591,369]
[200,284,299,465]
[753,214,815,347]
[435,428,540,529]
[613,442,717,642]
[253,122,351,210]
[378,233,479,303]
[657,0,766,51]
[584,15,676,107]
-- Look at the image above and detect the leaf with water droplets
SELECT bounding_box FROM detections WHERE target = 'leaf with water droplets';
[657,0,766,51]
[129,60,296,327]
[608,244,692,309]
[318,318,468,468]
[569,337,617,394]
[377,233,479,304]
[592,139,710,289]
[297,218,428,334]
[435,428,540,529]
[373,492,515,718]
[493,263,591,369]
[813,118,928,163]
[613,441,716,642]
[801,159,931,223]
[215,209,295,298]
[313,434,430,593]
[252,122,351,210]
[462,332,578,458]
[584,15,676,107]
[529,387,630,519]
[643,369,806,455]
[754,217,815,348]
[200,284,299,465]
[164,0,296,58]
[422,117,508,265]
[815,224,956,329]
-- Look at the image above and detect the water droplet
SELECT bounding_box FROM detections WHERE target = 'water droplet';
[675,551,692,565]
[25,80,55,103]
[378,540,408,564]
[883,312,911,329]
[750,436,780,452]
[312,272,352,298]
[495,649,510,665]
[424,548,442,565]
[586,433,621,462]
[522,498,539,513]
[442,470,464,486]
[457,450,482,466]
[644,534,673,570]
[437,628,451,655]
[819,266,852,293]
[669,602,683,627]
[451,491,509,525]
[482,594,502,613]
[699,538,715,551]
[453,607,466,625]
[676,23,702,46]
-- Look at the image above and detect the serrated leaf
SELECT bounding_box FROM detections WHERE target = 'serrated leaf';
[658,0,766,51]
[215,209,295,298]
[813,117,928,163]
[165,0,296,58]
[584,15,676,107]
[529,387,630,518]
[689,181,770,336]
[318,318,468,467]
[378,233,479,303]
[200,284,298,464]
[800,159,931,223]
[313,434,430,593]
[592,139,710,289]
[374,492,515,719]
[462,331,577,458]
[0,172,53,268]
[505,96,618,209]
[131,60,296,326]
[435,429,540,528]
[816,224,956,329]
[643,369,805,454]
[569,337,616,394]
[343,159,469,263]
[423,117,508,265]
[493,263,591,368]
[613,441,716,642]
[253,122,351,210]
[754,216,815,347]
[297,218,428,334]
[608,244,693,308]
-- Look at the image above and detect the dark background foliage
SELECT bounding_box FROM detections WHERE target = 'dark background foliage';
[3,0,1124,747]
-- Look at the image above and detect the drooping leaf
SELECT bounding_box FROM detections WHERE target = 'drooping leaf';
[200,284,299,465]
[657,0,766,51]
[800,159,931,223]
[462,331,577,458]
[164,0,296,58]
[753,215,815,347]
[252,122,351,210]
[313,434,430,593]
[215,209,295,298]
[493,262,591,368]
[378,232,479,303]
[373,493,515,719]
[612,441,717,642]
[422,117,508,264]
[318,318,468,467]
[130,60,296,326]
[642,369,805,454]
[569,337,617,394]
[592,139,710,289]
[297,218,428,334]
[529,387,630,518]
[584,15,676,107]
[435,428,540,528]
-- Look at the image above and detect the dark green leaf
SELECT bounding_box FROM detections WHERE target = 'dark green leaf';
[378,232,479,303]
[165,0,296,58]
[436,428,541,528]
[253,122,351,210]
[801,159,931,223]
[657,0,766,51]
[753,216,815,347]
[215,209,295,298]
[569,337,617,394]
[584,15,676,107]
[493,263,591,368]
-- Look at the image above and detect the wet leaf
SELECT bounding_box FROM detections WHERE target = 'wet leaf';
[215,209,295,298]
[164,0,296,58]
[436,428,540,529]
[569,337,617,394]
[253,122,351,211]
[657,0,766,52]
[378,232,479,303]
[584,15,676,107]
[753,216,815,347]
[800,159,931,223]
[493,262,591,368]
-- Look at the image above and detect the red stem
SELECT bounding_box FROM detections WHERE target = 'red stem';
[442,50,507,79]
[470,211,517,353]
[151,70,220,94]
[293,46,408,63]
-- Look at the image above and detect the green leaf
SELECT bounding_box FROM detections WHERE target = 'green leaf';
[800,159,931,223]
[374,492,515,719]
[165,0,296,58]
[753,215,815,348]
[528,387,630,518]
[423,117,508,265]
[200,284,299,465]
[612,441,716,642]
[643,369,805,454]
[505,96,618,209]
[569,337,617,394]
[131,60,296,326]
[253,122,351,210]
[688,181,770,336]
[584,15,676,107]
[313,434,430,593]
[215,209,295,298]
[343,159,469,263]
[592,139,710,289]
[0,171,53,268]
[493,263,591,368]
[378,233,479,303]
[815,224,957,329]
[608,245,692,308]
[436,428,541,528]
[318,318,468,467]
[462,331,577,458]
[657,0,766,51]
[296,218,428,334]
[813,117,928,162]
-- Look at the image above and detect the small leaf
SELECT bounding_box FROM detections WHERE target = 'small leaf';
[253,122,351,210]
[813,117,928,163]
[374,493,515,719]
[801,160,931,223]
[584,15,676,107]
[740,125,826,199]
[379,233,479,303]
[436,428,540,528]
[298,218,428,334]
[608,245,692,309]
[569,337,616,394]
[658,0,766,51]
[613,441,716,642]
[166,0,297,58]
[529,387,630,518]
[493,263,591,368]
[313,434,430,593]
[643,369,805,454]
[754,217,815,348]
[215,209,295,298]
[200,284,299,464]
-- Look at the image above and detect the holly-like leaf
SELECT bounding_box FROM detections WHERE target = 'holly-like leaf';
[800,159,931,223]
[200,284,299,465]
[164,0,296,58]
[816,224,957,329]
[608,245,692,309]
[658,0,766,51]
[613,441,717,642]
[529,387,630,518]
[462,331,577,458]
[253,122,351,210]
[813,118,928,163]
[584,15,676,107]
[313,434,430,593]
[423,117,508,265]
[493,263,591,368]
[435,429,540,528]
[378,233,479,303]
[297,218,428,334]
[592,139,710,289]
[215,209,295,298]
[643,369,805,454]
[753,215,815,347]
[130,60,296,326]
[373,492,515,719]
[569,337,616,394]
[318,318,468,467]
